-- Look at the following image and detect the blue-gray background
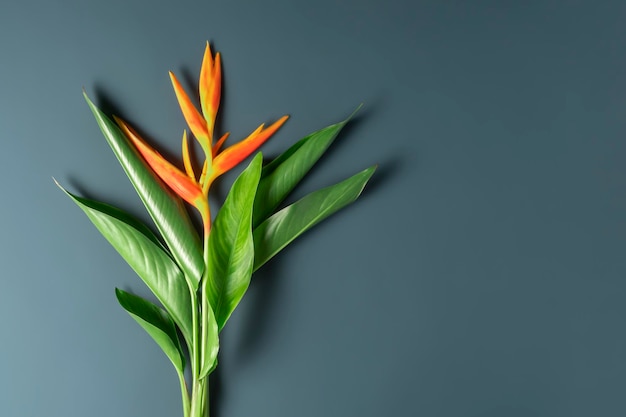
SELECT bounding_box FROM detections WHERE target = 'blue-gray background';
[1,1,625,416]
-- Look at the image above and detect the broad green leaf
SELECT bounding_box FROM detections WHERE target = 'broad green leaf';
[115,288,186,374]
[253,107,360,227]
[204,153,263,330]
[253,165,376,271]
[59,185,193,344]
[84,93,204,290]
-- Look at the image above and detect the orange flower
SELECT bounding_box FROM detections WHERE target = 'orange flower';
[116,42,288,234]
[169,42,288,191]
[209,116,288,184]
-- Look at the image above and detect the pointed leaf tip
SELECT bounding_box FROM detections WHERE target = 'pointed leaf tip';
[253,112,356,226]
[253,165,376,271]
[205,153,263,330]
[115,288,186,374]
[82,96,204,290]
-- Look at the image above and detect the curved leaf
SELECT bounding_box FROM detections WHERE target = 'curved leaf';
[84,93,204,290]
[198,300,219,379]
[59,185,193,344]
[115,288,186,374]
[253,165,375,271]
[203,153,263,330]
[253,107,360,227]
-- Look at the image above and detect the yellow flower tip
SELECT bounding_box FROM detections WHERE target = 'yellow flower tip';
[205,42,214,61]
[201,44,215,80]
[212,115,288,177]
[266,115,289,134]
[168,71,176,83]
[250,123,265,137]
[182,129,196,180]
[200,46,222,141]
[213,53,222,94]
[113,115,131,132]
[212,132,230,156]
[199,160,209,187]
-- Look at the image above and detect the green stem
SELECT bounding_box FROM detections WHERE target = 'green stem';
[200,229,211,376]
[189,285,200,378]
[186,278,202,416]
[189,205,212,417]
[190,378,208,417]
[178,372,191,417]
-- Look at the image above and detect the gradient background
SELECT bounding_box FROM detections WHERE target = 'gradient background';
[1,1,626,416]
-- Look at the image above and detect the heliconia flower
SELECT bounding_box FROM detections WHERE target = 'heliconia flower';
[116,42,288,235]
[169,42,288,187]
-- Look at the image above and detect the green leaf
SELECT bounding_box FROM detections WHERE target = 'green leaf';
[84,93,204,290]
[253,165,376,271]
[58,184,193,344]
[203,153,263,330]
[253,106,360,227]
[115,288,186,374]
[198,300,219,379]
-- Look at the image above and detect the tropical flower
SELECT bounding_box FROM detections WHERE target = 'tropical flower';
[115,42,288,234]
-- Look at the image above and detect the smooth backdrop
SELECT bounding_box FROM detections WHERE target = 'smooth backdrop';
[1,1,625,417]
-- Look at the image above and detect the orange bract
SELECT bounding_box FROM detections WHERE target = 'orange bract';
[170,71,210,157]
[213,116,289,179]
[117,42,287,235]
[168,43,289,191]
[115,117,207,209]
[199,43,221,141]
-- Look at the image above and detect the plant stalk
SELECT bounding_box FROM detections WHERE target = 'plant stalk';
[188,208,213,417]
[178,372,191,417]
[190,377,208,417]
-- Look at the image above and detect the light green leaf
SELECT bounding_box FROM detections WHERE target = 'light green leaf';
[253,107,360,227]
[84,93,204,290]
[115,288,186,374]
[253,165,376,271]
[198,300,219,379]
[58,184,193,344]
[203,153,263,330]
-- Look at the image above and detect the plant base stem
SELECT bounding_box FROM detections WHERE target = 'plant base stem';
[190,378,208,417]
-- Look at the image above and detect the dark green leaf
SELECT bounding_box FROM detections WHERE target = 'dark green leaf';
[115,288,186,374]
[253,107,361,227]
[253,165,375,271]
[84,93,204,290]
[58,184,193,344]
[203,153,263,330]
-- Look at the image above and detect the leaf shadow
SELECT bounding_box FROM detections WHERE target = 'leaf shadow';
[92,86,183,166]
[210,103,402,417]
[92,85,128,120]
[233,258,285,364]
[208,261,285,417]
